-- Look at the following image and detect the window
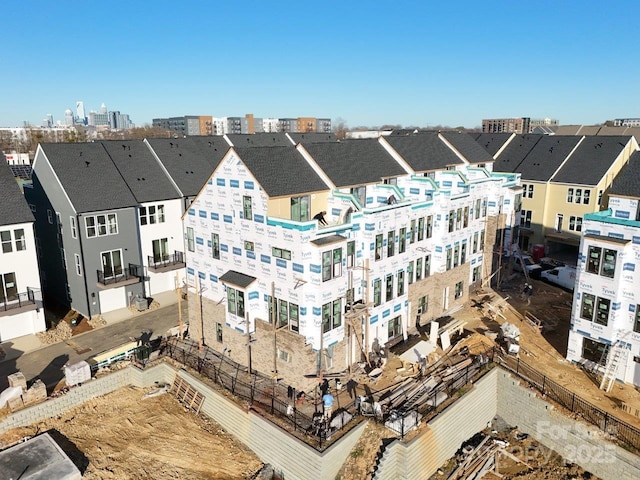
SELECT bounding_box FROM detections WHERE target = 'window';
[375,234,383,261]
[417,295,428,314]
[387,231,395,257]
[291,195,310,222]
[75,254,82,276]
[473,233,479,253]
[580,293,595,321]
[347,241,355,267]
[373,279,382,306]
[243,196,253,220]
[85,214,118,238]
[514,193,522,212]
[278,299,289,328]
[448,210,455,233]
[140,205,166,225]
[520,210,532,229]
[407,261,414,285]
[418,217,425,241]
[587,246,601,274]
[399,228,406,254]
[583,190,590,205]
[456,208,463,230]
[227,287,245,317]
[601,249,617,278]
[575,189,582,204]
[453,245,459,268]
[527,184,534,199]
[101,249,122,279]
[598,190,603,205]
[463,207,469,228]
[322,299,342,333]
[322,248,342,282]
[634,305,640,334]
[397,270,405,296]
[386,274,394,302]
[460,244,467,264]
[479,230,485,251]
[272,247,292,260]
[55,212,62,234]
[47,209,53,224]
[410,219,416,244]
[388,316,402,339]
[350,186,366,207]
[211,233,219,259]
[0,272,18,304]
[1,231,12,253]
[446,248,452,271]
[28,204,36,213]
[426,215,433,238]
[416,257,423,281]
[70,217,77,239]
[245,241,254,252]
[482,198,488,216]
[455,281,464,299]
[152,238,169,262]
[216,323,223,342]
[567,188,574,203]
[472,266,481,283]
[424,255,431,277]
[186,227,195,252]
[14,229,25,251]
[595,297,610,326]
[569,216,582,232]
[475,198,481,219]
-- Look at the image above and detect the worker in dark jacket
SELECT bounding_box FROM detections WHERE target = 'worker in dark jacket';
[313,211,329,226]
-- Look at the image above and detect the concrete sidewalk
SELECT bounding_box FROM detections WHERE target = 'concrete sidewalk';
[0,290,181,364]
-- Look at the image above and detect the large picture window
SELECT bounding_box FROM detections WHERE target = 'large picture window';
[227,287,245,318]
[580,293,595,321]
[291,196,310,222]
[140,204,165,225]
[322,248,342,282]
[85,213,118,238]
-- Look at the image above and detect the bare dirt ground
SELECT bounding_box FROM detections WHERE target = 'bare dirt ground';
[0,386,263,479]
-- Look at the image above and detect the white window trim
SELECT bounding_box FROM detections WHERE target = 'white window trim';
[75,254,82,276]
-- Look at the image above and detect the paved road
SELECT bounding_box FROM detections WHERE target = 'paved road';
[0,303,186,391]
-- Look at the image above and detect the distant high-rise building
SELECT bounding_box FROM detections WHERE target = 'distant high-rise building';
[64,109,74,126]
[613,118,640,127]
[100,102,107,114]
[482,117,558,134]
[76,101,86,125]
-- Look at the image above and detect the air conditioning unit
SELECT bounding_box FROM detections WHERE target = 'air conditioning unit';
[417,307,423,315]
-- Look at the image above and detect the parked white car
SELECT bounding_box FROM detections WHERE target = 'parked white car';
[513,255,542,278]
[541,266,577,291]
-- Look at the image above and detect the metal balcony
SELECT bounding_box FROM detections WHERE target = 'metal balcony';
[96,264,144,289]
[147,251,186,272]
[0,288,37,317]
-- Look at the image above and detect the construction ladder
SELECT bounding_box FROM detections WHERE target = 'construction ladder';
[600,333,630,393]
[513,247,531,284]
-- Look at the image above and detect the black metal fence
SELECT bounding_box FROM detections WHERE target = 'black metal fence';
[0,288,35,312]
[496,353,640,452]
[147,251,185,270]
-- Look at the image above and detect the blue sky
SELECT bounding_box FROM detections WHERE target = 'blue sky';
[3,1,639,129]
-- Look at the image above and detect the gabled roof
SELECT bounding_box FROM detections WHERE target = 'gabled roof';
[302,139,406,187]
[493,134,544,173]
[145,137,228,197]
[473,133,513,156]
[311,234,347,246]
[233,146,329,198]
[552,136,633,186]
[0,155,34,226]
[288,133,337,144]
[440,132,493,164]
[554,125,583,135]
[513,136,583,182]
[226,133,291,147]
[609,151,640,198]
[100,140,180,203]
[37,143,138,213]
[383,133,463,172]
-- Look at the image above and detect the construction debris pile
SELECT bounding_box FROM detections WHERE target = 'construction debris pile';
[0,372,47,412]
[36,320,72,344]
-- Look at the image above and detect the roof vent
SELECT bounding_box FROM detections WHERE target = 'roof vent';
[85,161,90,167]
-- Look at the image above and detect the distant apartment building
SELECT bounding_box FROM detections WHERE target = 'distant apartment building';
[482,117,558,134]
[613,118,640,127]
[152,116,213,136]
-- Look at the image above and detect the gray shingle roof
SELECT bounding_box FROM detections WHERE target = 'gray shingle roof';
[100,140,180,203]
[493,134,544,173]
[226,133,292,147]
[512,136,583,182]
[145,137,228,197]
[473,133,513,156]
[219,270,256,288]
[37,143,138,213]
[609,151,640,198]
[288,133,337,144]
[311,234,347,246]
[383,133,463,172]
[441,132,494,164]
[552,136,633,186]
[0,155,34,226]
[233,146,329,198]
[302,139,406,188]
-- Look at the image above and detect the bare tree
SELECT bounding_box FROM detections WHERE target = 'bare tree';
[333,117,349,140]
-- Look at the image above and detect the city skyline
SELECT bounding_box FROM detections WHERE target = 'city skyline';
[3,1,640,129]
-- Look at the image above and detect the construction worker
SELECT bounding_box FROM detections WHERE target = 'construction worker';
[322,391,334,420]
